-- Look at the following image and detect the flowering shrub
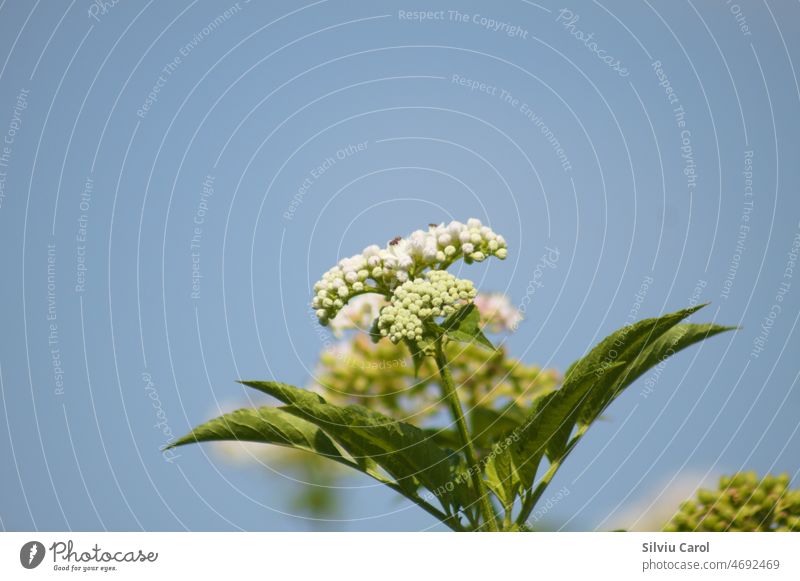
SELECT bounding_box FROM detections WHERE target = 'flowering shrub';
[171,219,732,531]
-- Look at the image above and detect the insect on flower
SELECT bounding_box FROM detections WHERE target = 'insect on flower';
[310,219,509,325]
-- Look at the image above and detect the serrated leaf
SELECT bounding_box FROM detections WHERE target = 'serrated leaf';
[618,323,735,391]
[542,317,733,470]
[239,381,380,475]
[487,363,626,489]
[165,406,344,462]
[241,380,462,512]
[559,323,732,447]
[566,304,712,427]
[441,303,495,350]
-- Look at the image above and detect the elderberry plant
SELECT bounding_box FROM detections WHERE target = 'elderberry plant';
[212,292,558,520]
[170,219,733,531]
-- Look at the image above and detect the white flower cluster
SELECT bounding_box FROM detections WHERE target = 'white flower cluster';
[473,293,523,332]
[377,270,477,344]
[312,219,507,324]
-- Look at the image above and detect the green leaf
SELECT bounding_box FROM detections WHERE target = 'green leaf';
[566,304,714,427]
[285,402,457,504]
[239,380,326,407]
[566,304,705,377]
[547,307,731,468]
[470,403,527,449]
[445,456,478,521]
[485,441,519,509]
[618,322,735,392]
[487,364,625,489]
[241,380,461,512]
[542,361,629,463]
[239,381,381,475]
[441,303,495,350]
[165,406,344,462]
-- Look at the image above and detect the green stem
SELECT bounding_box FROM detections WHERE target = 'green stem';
[502,503,513,530]
[434,339,499,532]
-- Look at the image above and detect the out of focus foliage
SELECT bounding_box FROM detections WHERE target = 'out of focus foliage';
[664,472,800,532]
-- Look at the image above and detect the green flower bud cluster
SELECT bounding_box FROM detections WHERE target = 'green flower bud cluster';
[377,270,477,343]
[663,472,800,532]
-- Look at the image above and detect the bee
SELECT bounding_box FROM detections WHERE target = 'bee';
[388,236,402,246]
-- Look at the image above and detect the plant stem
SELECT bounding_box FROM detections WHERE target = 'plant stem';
[502,504,513,530]
[434,338,499,532]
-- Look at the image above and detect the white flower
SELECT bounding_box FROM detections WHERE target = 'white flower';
[312,219,508,325]
[473,292,523,332]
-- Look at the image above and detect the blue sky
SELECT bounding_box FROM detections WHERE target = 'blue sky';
[0,0,798,531]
